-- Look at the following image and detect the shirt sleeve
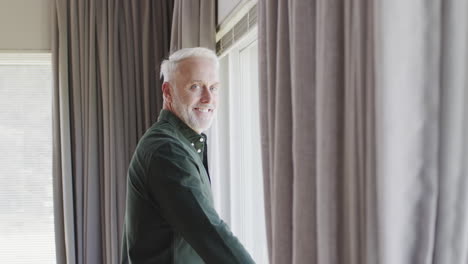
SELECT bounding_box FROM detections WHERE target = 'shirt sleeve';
[146,142,256,264]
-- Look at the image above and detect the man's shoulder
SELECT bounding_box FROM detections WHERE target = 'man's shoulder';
[136,120,189,157]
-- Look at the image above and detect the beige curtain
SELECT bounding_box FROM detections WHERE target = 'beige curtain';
[170,0,216,51]
[52,0,173,263]
[259,0,376,263]
[376,0,468,263]
[259,0,468,263]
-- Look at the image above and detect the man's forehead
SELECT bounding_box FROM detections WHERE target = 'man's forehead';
[175,57,219,79]
[177,57,216,70]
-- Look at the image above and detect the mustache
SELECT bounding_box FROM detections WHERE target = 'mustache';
[193,105,215,109]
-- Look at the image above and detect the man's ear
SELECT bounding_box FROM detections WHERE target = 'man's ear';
[162,82,172,103]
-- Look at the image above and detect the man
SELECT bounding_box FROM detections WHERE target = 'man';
[121,47,255,264]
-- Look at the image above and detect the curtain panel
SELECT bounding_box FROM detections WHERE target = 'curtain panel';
[170,0,216,52]
[376,0,468,263]
[259,0,468,263]
[259,0,376,263]
[52,0,173,263]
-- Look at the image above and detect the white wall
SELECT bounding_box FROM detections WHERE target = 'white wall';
[217,0,242,26]
[0,0,51,51]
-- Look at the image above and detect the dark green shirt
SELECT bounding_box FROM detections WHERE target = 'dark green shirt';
[121,110,255,264]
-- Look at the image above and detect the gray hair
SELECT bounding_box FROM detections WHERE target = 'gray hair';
[160,47,219,82]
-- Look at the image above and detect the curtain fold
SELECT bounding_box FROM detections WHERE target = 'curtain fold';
[170,0,216,51]
[434,1,468,262]
[52,2,76,263]
[52,1,173,263]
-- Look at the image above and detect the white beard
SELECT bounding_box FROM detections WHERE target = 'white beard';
[172,97,214,133]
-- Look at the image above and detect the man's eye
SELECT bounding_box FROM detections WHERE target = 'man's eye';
[210,86,218,92]
[190,84,201,90]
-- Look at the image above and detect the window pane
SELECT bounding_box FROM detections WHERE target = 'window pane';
[211,35,268,263]
[231,40,268,264]
[0,55,56,263]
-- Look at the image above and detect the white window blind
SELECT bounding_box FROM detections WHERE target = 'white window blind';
[0,53,56,263]
[209,27,269,264]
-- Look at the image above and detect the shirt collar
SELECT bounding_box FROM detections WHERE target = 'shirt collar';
[158,109,207,147]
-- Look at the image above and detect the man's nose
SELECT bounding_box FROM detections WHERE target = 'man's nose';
[200,87,212,103]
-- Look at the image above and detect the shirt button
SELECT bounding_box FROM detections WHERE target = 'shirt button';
[200,138,204,142]
[197,149,201,153]
[191,143,195,146]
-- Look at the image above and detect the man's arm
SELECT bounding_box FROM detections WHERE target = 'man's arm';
[146,143,255,264]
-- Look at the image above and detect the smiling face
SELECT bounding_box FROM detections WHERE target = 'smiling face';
[163,57,220,134]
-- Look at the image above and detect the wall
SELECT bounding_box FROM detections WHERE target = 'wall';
[217,0,242,26]
[0,0,52,51]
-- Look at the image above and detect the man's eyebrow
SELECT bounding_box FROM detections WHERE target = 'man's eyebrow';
[191,80,220,85]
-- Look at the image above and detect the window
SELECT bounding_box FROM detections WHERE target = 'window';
[209,26,268,263]
[0,53,56,263]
